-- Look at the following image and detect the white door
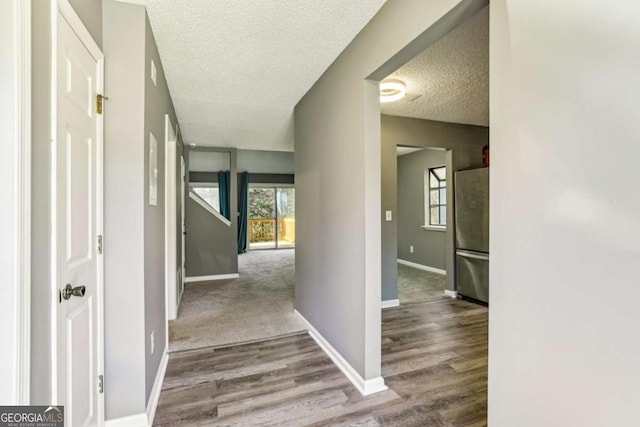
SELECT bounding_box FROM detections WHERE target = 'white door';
[56,9,104,427]
[180,156,186,294]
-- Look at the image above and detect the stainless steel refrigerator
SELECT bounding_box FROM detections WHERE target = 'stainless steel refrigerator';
[455,167,489,303]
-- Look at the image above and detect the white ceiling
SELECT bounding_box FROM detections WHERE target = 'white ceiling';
[396,146,423,157]
[380,6,489,127]
[118,0,387,151]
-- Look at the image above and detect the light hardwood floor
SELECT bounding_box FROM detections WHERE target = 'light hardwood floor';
[154,298,488,426]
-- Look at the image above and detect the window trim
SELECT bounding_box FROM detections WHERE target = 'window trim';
[188,190,231,226]
[422,224,446,232]
[189,182,221,214]
[425,165,447,228]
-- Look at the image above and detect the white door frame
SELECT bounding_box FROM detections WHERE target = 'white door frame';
[0,0,31,405]
[52,0,105,421]
[180,155,186,290]
[164,115,178,321]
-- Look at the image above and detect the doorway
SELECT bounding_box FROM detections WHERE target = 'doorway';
[165,115,179,321]
[248,185,295,250]
[375,2,489,423]
[396,147,450,304]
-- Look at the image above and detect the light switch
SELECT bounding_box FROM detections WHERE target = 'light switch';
[385,210,392,221]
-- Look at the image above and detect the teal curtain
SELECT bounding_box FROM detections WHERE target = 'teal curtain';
[237,172,249,253]
[218,171,231,220]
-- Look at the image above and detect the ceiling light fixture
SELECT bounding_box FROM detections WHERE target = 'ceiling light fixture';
[379,80,406,103]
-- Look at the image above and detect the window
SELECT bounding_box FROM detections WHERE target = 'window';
[190,183,220,213]
[426,166,446,226]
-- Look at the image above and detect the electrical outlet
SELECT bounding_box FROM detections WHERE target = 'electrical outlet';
[410,245,414,253]
[150,331,155,354]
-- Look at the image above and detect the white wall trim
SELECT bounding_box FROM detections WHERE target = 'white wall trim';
[294,310,388,396]
[49,0,59,403]
[185,273,239,283]
[444,290,458,299]
[381,299,399,309]
[104,413,148,427]
[16,0,31,405]
[57,0,102,58]
[189,191,231,226]
[164,115,178,321]
[421,225,446,232]
[146,350,168,426]
[179,156,186,304]
[398,259,446,275]
[2,0,32,404]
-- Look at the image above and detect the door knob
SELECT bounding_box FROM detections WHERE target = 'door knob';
[61,284,86,300]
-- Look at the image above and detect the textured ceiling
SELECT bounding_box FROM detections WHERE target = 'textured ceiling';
[117,0,387,151]
[380,6,489,127]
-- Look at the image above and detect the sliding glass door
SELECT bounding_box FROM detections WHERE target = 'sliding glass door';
[276,188,295,249]
[248,186,295,250]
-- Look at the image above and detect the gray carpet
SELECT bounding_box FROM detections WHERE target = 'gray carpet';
[169,249,306,352]
[169,253,446,352]
[397,263,447,304]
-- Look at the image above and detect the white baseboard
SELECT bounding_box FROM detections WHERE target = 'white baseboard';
[444,290,458,299]
[397,259,446,275]
[381,299,399,309]
[105,350,168,427]
[146,350,168,425]
[185,273,239,283]
[294,310,387,396]
[105,413,148,427]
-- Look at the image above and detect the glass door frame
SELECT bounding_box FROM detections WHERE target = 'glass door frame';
[247,183,295,250]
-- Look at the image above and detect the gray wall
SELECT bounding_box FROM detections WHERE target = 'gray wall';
[103,0,147,419]
[489,1,640,425]
[381,115,487,300]
[295,0,487,381]
[189,149,293,174]
[30,0,179,415]
[238,149,294,173]
[185,148,238,278]
[189,151,231,172]
[185,196,237,276]
[397,149,447,270]
[143,11,178,404]
[184,149,292,277]
[248,173,294,185]
[190,172,294,185]
[68,0,102,47]
[29,0,104,405]
[189,172,220,183]
[104,0,182,418]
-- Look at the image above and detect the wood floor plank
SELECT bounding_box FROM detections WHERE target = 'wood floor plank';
[153,298,488,426]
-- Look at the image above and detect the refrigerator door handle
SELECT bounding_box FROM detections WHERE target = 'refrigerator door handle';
[456,249,490,261]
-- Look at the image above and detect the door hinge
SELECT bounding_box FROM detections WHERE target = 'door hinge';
[96,94,108,114]
[98,374,104,394]
[97,235,103,254]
